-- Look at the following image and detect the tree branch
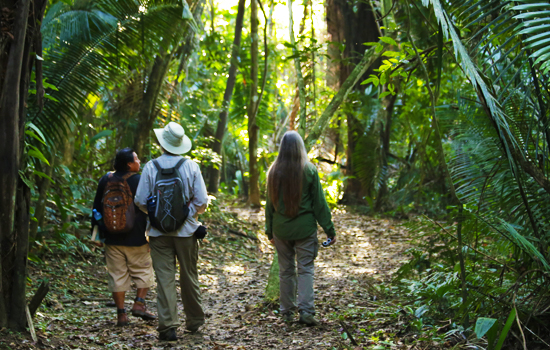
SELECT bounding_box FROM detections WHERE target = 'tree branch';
[304,44,384,150]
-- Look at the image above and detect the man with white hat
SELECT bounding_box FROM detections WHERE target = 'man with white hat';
[135,122,209,341]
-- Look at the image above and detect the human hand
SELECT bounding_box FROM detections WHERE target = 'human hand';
[93,241,104,248]
[270,238,275,245]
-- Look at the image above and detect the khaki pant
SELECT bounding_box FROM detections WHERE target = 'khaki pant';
[105,244,154,292]
[274,233,318,315]
[149,236,205,332]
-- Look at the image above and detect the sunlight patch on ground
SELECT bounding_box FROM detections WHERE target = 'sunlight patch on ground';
[223,263,246,275]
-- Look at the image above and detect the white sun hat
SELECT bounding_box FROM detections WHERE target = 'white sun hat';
[154,122,192,155]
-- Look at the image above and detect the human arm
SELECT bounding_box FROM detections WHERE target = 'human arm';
[265,191,274,241]
[91,175,107,244]
[91,175,107,229]
[188,162,208,217]
[134,163,152,214]
[311,166,336,238]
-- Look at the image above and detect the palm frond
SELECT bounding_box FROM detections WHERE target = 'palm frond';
[32,0,200,145]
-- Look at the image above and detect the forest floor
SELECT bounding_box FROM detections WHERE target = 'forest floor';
[1,202,452,350]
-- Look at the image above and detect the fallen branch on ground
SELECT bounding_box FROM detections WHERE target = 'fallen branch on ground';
[228,228,259,240]
[29,280,50,317]
[339,320,359,346]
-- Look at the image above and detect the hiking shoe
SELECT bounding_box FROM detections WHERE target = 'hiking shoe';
[131,298,157,321]
[185,320,205,333]
[159,328,177,341]
[116,308,129,327]
[282,312,294,323]
[298,312,319,326]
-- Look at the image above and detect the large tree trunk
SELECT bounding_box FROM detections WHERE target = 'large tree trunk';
[0,0,31,329]
[30,155,56,241]
[207,0,247,193]
[133,2,204,157]
[0,0,47,330]
[325,0,381,204]
[287,0,307,137]
[374,85,398,211]
[303,44,382,149]
[248,0,260,206]
[133,52,173,156]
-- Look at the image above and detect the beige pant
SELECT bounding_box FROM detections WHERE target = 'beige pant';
[105,244,154,292]
[274,233,319,315]
[149,236,205,332]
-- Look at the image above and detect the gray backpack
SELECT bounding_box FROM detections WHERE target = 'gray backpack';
[147,158,189,233]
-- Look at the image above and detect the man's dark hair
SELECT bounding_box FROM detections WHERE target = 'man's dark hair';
[114,147,135,172]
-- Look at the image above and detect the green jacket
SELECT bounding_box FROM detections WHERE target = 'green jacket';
[265,162,336,240]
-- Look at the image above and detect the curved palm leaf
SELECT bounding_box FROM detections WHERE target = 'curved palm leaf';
[418,0,550,278]
[32,0,200,144]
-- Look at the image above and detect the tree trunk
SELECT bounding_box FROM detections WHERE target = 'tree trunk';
[287,0,307,137]
[10,179,31,330]
[304,44,383,150]
[133,49,174,157]
[0,0,32,329]
[30,155,56,241]
[207,0,247,193]
[374,85,398,211]
[248,0,260,206]
[133,2,204,156]
[325,0,382,204]
[0,0,47,330]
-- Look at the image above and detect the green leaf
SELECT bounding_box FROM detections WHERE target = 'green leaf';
[27,123,47,144]
[513,10,550,20]
[379,91,392,99]
[382,51,400,57]
[475,317,497,339]
[18,171,33,188]
[379,36,397,46]
[26,130,47,145]
[436,23,443,98]
[90,129,113,144]
[512,3,550,11]
[33,170,54,184]
[54,194,68,222]
[44,94,59,102]
[182,0,199,33]
[361,76,379,86]
[28,147,50,165]
[380,73,387,86]
[494,308,516,350]
[42,80,59,91]
[28,252,44,264]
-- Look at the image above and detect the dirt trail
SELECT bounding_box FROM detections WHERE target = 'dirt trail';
[17,208,412,350]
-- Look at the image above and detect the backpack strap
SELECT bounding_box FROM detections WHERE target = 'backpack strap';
[173,158,186,171]
[154,157,187,175]
[152,159,162,171]
[122,172,136,181]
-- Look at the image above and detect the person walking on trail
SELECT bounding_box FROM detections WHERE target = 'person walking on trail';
[92,147,156,327]
[135,121,209,341]
[265,131,336,326]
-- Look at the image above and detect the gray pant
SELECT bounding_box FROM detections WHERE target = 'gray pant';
[149,236,205,332]
[274,233,318,315]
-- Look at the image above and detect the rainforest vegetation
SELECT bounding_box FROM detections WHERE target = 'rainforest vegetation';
[1,0,550,348]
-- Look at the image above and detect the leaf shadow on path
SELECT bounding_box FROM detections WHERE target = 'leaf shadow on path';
[17,207,412,350]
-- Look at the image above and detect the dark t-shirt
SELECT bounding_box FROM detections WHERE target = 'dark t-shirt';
[92,171,147,246]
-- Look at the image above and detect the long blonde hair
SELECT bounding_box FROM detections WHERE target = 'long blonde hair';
[267,131,308,217]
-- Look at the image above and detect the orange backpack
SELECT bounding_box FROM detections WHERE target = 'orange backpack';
[101,172,136,234]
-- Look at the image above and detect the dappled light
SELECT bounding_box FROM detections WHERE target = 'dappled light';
[1,0,549,348]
